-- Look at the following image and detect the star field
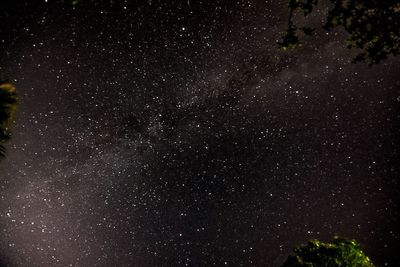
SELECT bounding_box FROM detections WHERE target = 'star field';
[0,1,399,266]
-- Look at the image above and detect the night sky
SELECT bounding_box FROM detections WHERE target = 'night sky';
[0,1,399,266]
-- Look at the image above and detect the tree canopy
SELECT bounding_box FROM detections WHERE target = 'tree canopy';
[281,237,375,267]
[279,0,400,64]
[0,81,17,158]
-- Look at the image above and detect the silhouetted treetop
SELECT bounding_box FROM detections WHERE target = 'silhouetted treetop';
[282,236,375,267]
[279,0,400,64]
[0,81,17,158]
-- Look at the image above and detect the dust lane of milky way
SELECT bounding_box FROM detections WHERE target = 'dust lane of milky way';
[0,1,399,266]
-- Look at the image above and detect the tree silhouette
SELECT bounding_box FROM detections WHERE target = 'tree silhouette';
[0,80,17,158]
[279,0,400,64]
[282,236,375,267]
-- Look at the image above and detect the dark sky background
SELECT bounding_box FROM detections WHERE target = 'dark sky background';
[0,0,399,266]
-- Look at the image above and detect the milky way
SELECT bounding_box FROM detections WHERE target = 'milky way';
[0,1,399,266]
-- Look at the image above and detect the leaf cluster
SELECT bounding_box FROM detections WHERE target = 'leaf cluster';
[0,81,17,158]
[281,237,375,267]
[279,0,400,64]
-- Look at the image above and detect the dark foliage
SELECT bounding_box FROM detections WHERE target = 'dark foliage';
[282,237,375,267]
[279,0,400,64]
[0,81,17,158]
